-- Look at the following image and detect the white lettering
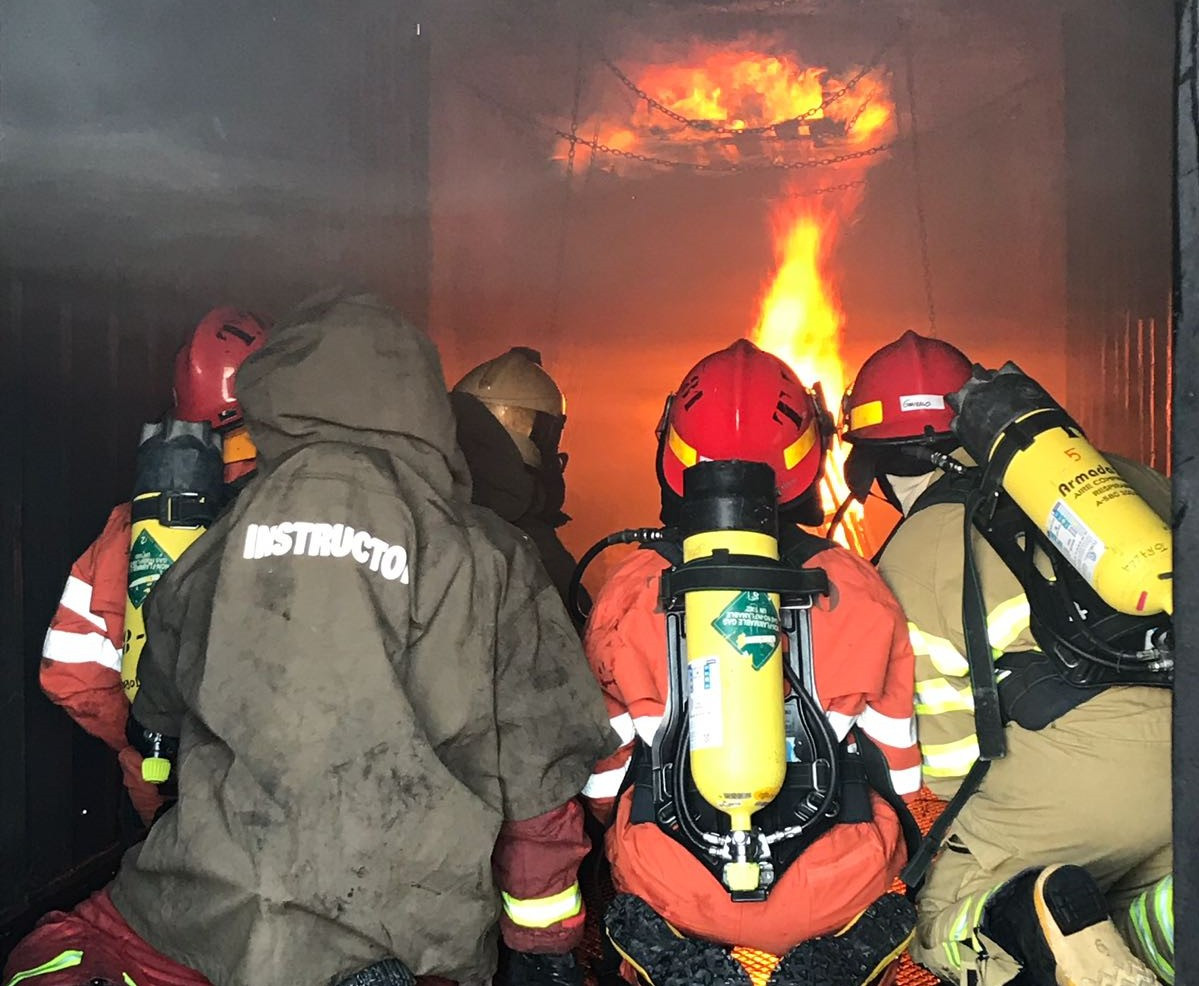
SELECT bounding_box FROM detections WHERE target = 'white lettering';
[272,521,294,557]
[292,521,313,555]
[368,537,387,572]
[309,523,333,557]
[351,531,371,563]
[380,545,409,583]
[331,524,353,558]
[242,519,411,585]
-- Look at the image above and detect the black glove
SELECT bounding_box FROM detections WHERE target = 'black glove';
[499,951,583,986]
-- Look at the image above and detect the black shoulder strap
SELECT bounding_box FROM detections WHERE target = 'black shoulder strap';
[778,525,834,568]
[900,758,991,888]
[640,538,683,567]
[854,734,923,878]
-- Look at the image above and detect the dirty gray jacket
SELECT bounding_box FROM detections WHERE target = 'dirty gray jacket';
[110,294,614,986]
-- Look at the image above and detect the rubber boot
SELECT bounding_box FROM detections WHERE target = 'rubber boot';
[980,865,1159,986]
[604,894,751,986]
[765,892,916,986]
[332,959,416,986]
[497,952,584,986]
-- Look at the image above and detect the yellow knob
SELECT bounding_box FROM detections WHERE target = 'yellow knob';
[142,757,171,784]
[724,861,761,892]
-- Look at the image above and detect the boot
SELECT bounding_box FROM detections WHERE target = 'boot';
[765,892,916,986]
[498,951,583,986]
[981,864,1159,986]
[332,959,416,986]
[604,894,751,986]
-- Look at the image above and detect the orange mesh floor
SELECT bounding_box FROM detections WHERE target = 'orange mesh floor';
[580,788,948,986]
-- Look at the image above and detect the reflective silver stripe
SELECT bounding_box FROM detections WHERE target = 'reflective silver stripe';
[582,762,628,798]
[59,576,107,630]
[633,715,662,744]
[42,628,122,671]
[825,710,857,741]
[889,764,922,795]
[858,705,916,748]
[608,713,635,744]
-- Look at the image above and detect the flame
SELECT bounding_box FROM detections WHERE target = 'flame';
[556,40,894,174]
[750,192,869,554]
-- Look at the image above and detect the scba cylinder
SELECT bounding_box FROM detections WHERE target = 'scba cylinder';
[679,460,786,890]
[949,362,1172,616]
[123,417,224,700]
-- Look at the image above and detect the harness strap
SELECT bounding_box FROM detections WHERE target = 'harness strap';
[900,757,992,888]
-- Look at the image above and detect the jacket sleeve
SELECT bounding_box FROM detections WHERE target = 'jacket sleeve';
[492,800,589,953]
[579,555,667,824]
[815,550,923,800]
[494,541,617,822]
[40,505,130,751]
[129,575,187,738]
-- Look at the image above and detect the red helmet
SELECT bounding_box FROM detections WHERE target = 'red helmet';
[173,308,269,430]
[657,339,829,507]
[841,330,972,445]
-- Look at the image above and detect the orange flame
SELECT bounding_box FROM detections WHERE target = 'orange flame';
[750,192,869,554]
[557,40,894,173]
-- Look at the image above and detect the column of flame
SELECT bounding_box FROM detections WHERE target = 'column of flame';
[750,193,869,554]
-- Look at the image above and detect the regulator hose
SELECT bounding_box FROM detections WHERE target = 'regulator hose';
[568,527,668,625]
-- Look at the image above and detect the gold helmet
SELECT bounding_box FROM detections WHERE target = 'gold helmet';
[452,347,566,467]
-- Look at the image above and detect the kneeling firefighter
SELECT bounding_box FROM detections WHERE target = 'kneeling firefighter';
[451,347,584,616]
[38,306,268,828]
[575,340,924,986]
[840,330,1172,986]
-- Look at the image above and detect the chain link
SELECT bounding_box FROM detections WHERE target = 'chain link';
[600,32,898,136]
[902,24,937,334]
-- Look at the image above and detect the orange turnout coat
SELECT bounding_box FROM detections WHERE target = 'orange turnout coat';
[582,540,922,956]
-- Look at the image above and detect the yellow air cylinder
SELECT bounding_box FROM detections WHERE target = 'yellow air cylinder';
[679,460,787,892]
[123,418,224,700]
[949,362,1172,617]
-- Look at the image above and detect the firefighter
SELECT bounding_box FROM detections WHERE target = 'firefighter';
[450,347,580,611]
[579,340,924,986]
[840,330,1172,986]
[39,306,268,827]
[3,293,617,986]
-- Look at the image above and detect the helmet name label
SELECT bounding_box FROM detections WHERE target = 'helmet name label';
[712,591,780,670]
[242,521,410,583]
[899,394,946,412]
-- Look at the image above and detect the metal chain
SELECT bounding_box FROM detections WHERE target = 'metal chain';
[549,40,587,334]
[783,179,867,197]
[902,25,937,335]
[463,79,894,174]
[600,32,898,136]
[553,127,895,172]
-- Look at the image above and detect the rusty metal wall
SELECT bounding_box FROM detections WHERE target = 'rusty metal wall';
[1063,0,1175,471]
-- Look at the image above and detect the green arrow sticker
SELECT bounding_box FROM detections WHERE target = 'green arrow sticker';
[712,590,780,670]
[127,528,174,609]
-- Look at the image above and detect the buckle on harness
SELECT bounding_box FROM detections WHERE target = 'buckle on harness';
[160,492,211,527]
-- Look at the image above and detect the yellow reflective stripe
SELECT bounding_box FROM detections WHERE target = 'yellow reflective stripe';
[848,399,884,432]
[667,427,697,468]
[986,595,1031,652]
[922,735,980,777]
[783,420,818,470]
[124,975,139,986]
[6,951,84,986]
[502,882,583,929]
[915,676,975,716]
[942,939,961,972]
[908,623,969,677]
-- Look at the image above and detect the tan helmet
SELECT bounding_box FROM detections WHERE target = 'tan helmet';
[453,347,566,467]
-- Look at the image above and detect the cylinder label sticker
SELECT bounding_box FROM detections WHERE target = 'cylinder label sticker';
[688,656,722,750]
[1046,500,1106,584]
[712,590,780,670]
[128,528,175,608]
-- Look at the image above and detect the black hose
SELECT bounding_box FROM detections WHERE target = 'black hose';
[568,527,666,624]
[781,658,840,826]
